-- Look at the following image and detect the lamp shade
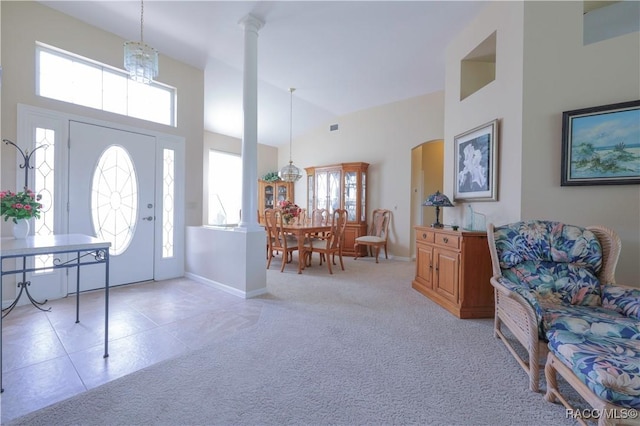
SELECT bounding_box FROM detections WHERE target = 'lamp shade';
[422,190,454,207]
[422,190,453,228]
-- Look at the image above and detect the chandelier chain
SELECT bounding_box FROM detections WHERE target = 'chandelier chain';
[289,88,294,163]
[140,0,145,42]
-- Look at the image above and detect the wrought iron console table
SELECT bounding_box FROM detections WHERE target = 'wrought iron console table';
[0,234,110,392]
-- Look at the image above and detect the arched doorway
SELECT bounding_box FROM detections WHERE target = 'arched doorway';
[410,139,444,259]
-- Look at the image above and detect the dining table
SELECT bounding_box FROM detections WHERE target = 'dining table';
[280,221,332,274]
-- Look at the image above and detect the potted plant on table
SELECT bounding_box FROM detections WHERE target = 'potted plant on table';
[0,189,43,238]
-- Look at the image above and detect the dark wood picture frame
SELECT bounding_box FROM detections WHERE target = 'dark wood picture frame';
[561,100,640,186]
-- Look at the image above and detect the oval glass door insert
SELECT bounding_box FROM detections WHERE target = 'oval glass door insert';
[91,145,138,255]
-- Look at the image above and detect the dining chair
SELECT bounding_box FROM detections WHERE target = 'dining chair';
[265,208,299,272]
[304,209,347,274]
[306,208,329,265]
[296,208,307,225]
[354,209,391,263]
[311,208,328,225]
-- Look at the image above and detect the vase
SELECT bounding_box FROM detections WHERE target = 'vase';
[12,219,30,239]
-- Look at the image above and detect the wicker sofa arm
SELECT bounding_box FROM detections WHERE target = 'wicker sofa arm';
[492,276,544,326]
[602,284,640,320]
[491,275,548,392]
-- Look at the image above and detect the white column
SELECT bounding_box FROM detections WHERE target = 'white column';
[237,14,264,232]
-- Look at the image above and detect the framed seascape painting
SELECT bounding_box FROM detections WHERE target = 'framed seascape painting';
[454,119,499,201]
[561,100,640,186]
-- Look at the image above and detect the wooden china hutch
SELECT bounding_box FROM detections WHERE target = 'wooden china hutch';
[305,162,369,256]
[258,180,294,224]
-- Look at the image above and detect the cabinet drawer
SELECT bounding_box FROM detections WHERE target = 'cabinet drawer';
[435,233,460,250]
[417,230,435,243]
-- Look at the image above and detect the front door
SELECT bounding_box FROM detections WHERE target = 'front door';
[68,121,156,290]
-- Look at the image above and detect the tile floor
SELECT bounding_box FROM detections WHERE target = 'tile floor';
[0,277,263,422]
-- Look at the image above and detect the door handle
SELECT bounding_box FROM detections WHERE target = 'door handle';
[142,216,154,221]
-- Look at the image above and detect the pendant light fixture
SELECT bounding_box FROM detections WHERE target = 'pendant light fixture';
[279,88,302,182]
[124,0,158,84]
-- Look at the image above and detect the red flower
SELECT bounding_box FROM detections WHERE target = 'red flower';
[1,188,43,223]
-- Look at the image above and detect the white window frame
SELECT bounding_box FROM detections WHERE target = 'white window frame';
[35,42,177,127]
[15,104,185,304]
[208,150,242,227]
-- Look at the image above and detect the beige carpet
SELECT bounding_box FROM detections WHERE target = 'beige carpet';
[10,256,585,425]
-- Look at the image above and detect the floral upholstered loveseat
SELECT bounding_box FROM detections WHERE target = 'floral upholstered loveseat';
[487,221,640,424]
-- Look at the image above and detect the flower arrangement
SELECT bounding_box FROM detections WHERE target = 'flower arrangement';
[0,189,43,223]
[278,199,300,223]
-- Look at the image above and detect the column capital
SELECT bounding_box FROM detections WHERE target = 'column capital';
[238,14,264,33]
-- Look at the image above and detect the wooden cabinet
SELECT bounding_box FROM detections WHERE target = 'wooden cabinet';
[258,180,294,224]
[305,162,368,256]
[412,226,494,319]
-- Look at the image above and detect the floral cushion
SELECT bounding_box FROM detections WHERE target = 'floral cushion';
[603,285,640,321]
[502,260,602,307]
[494,220,603,306]
[547,329,640,409]
[496,276,545,318]
[543,302,640,340]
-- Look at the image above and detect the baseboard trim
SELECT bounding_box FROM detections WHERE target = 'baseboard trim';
[184,272,268,299]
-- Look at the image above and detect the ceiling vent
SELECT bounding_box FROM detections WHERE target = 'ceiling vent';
[330,124,339,131]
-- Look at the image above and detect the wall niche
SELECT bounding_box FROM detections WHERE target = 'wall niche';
[460,31,497,101]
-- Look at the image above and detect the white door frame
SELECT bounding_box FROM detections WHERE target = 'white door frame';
[14,104,185,302]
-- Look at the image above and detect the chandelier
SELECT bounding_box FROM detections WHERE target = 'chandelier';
[124,0,158,84]
[279,88,302,182]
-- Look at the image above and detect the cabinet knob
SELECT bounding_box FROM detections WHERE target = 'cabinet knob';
[443,237,449,243]
[422,233,427,239]
[429,262,433,269]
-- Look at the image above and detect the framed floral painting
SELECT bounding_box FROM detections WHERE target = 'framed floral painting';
[454,119,499,202]
[561,100,640,186]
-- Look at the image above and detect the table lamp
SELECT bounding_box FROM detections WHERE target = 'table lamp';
[422,190,454,228]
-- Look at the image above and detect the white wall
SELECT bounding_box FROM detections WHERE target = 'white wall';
[185,226,266,298]
[286,92,445,259]
[0,1,205,232]
[444,1,525,229]
[0,3,3,199]
[520,1,640,286]
[444,1,640,286]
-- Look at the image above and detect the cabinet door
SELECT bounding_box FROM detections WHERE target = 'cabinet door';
[328,170,341,214]
[264,184,274,209]
[276,183,289,205]
[307,174,314,213]
[360,171,367,222]
[434,248,459,303]
[344,171,357,221]
[316,171,328,211]
[416,244,434,289]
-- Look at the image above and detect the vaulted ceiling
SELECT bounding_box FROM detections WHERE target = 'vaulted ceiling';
[40,1,486,146]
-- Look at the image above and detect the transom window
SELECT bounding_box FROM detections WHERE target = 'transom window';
[36,43,176,127]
